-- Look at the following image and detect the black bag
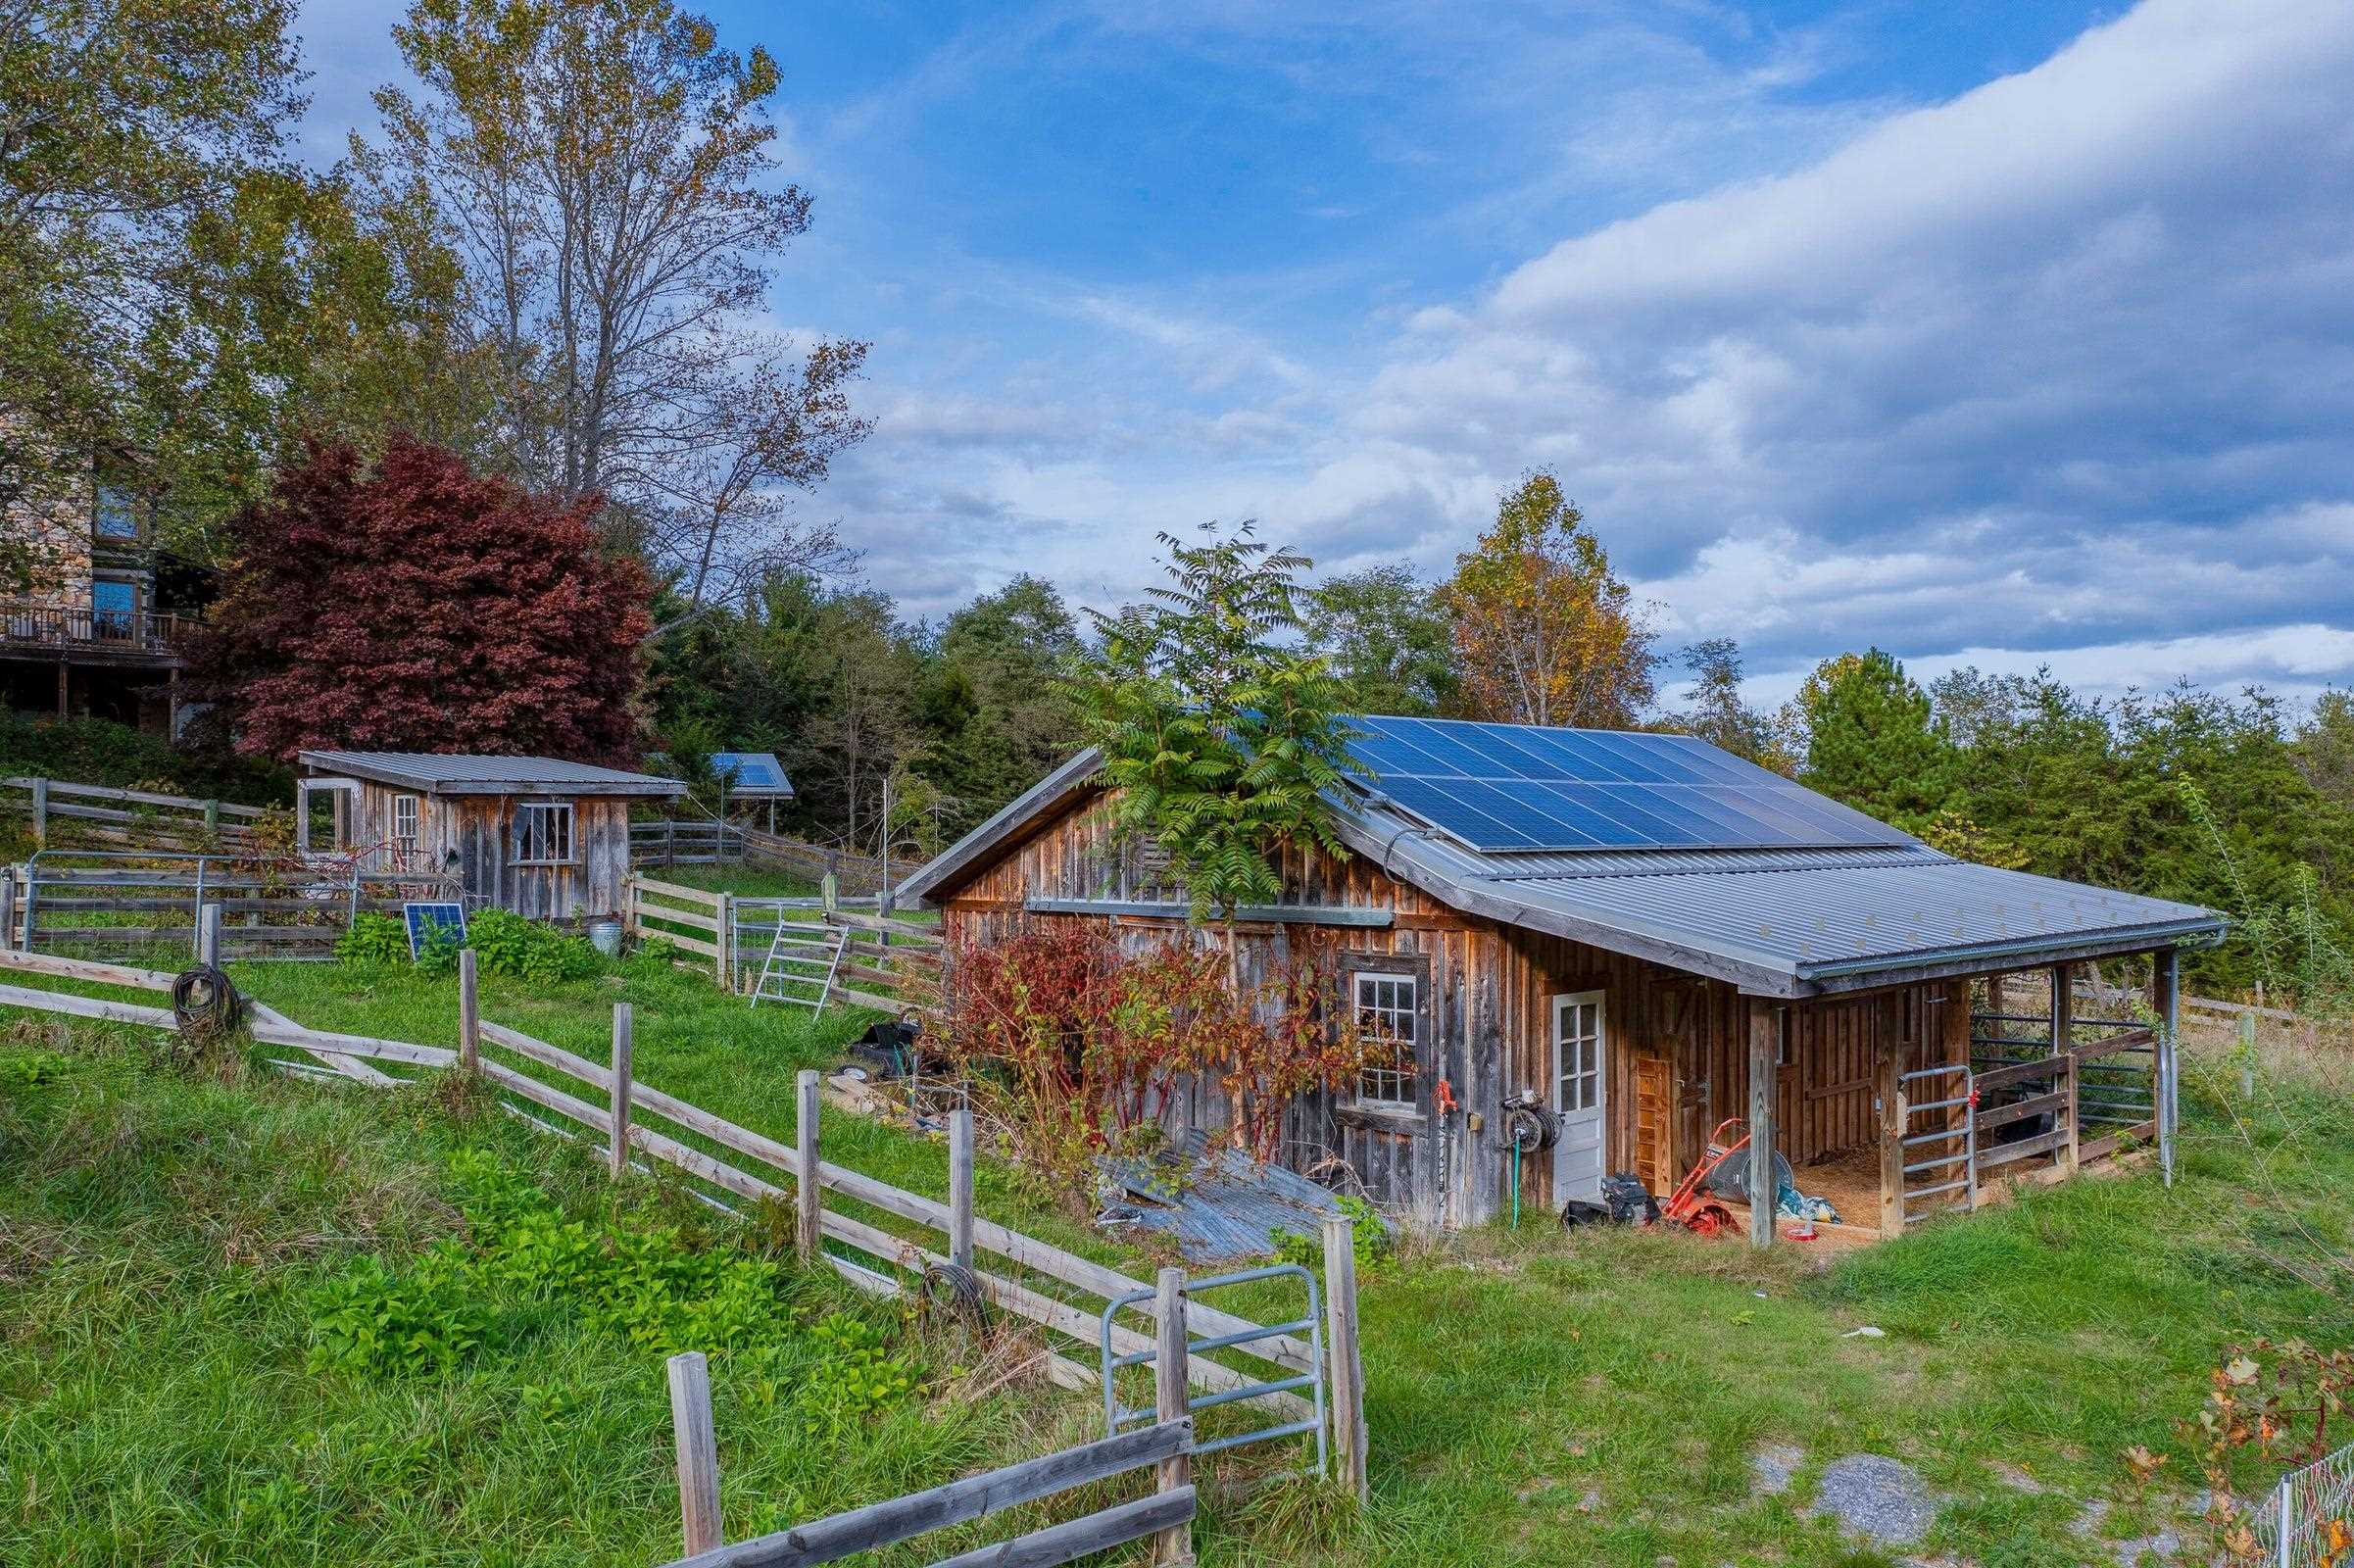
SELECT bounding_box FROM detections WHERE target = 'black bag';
[1559,1200,1613,1228]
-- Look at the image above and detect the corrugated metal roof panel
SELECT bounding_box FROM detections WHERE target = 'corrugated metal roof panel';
[298,751,686,797]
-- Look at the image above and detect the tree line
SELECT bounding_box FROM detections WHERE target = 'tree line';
[8,1,2348,1005]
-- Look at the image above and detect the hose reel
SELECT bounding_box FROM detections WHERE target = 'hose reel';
[1501,1092,1560,1152]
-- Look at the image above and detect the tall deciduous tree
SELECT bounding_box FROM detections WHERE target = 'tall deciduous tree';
[1303,564,1457,716]
[355,0,869,603]
[1664,637,1788,769]
[195,435,651,761]
[0,0,306,566]
[1438,470,1656,727]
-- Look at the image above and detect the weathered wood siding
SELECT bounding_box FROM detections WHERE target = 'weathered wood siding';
[344,784,631,919]
[937,790,1965,1229]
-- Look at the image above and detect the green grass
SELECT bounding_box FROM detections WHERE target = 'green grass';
[4,955,2351,1567]
[641,861,826,901]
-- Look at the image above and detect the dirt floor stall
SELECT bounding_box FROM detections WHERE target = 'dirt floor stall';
[295,752,684,920]
[900,716,2226,1244]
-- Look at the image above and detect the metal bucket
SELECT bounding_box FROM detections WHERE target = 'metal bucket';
[586,917,623,957]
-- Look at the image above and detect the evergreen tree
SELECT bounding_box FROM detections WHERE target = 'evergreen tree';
[1795,649,1954,831]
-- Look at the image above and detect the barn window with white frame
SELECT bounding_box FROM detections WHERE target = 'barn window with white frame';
[1354,971,1418,1106]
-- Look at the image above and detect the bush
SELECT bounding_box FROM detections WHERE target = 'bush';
[334,912,412,965]
[465,909,601,983]
[1272,1195,1391,1271]
[305,1245,489,1377]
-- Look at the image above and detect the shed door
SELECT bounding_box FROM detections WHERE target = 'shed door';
[1552,991,1607,1204]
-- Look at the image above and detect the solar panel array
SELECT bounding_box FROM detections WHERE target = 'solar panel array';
[712,752,790,791]
[1346,715,1916,855]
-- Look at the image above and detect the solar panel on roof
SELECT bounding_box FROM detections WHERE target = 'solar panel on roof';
[711,752,790,791]
[1348,716,1915,855]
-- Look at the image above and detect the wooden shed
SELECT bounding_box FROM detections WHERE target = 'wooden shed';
[899,716,2227,1246]
[295,752,684,920]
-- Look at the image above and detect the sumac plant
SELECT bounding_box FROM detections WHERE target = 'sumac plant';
[944,924,1371,1182]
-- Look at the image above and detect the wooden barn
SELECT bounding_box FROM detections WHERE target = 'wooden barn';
[899,716,2227,1246]
[295,752,684,920]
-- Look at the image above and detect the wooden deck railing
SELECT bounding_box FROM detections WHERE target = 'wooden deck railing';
[0,600,200,657]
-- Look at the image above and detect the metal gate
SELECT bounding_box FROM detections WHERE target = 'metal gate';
[1100,1262,1328,1473]
[1897,1062,1976,1225]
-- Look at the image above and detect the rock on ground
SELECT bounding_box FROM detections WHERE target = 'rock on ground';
[1812,1454,1937,1546]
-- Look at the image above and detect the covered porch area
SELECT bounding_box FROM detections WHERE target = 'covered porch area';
[1721,949,2183,1249]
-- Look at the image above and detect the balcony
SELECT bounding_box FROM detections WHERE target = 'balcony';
[0,600,200,664]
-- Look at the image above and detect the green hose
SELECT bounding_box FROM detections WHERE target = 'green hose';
[1511,1141,1521,1227]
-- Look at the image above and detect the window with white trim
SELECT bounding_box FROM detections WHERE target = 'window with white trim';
[1353,972,1418,1106]
[392,794,421,860]
[513,801,575,864]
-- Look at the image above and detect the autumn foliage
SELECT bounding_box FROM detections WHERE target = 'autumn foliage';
[197,435,653,761]
[943,924,1373,1184]
[1438,469,1656,728]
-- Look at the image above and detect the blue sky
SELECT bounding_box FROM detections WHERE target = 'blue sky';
[298,0,2354,707]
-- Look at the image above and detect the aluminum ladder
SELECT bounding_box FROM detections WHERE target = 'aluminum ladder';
[749,915,846,1010]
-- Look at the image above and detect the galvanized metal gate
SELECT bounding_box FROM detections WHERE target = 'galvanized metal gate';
[1100,1262,1328,1473]
[1897,1061,1976,1225]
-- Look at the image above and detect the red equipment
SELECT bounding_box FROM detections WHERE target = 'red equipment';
[1660,1117,1748,1238]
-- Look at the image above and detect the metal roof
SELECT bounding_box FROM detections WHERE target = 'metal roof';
[711,752,795,798]
[897,729,2227,998]
[297,751,686,798]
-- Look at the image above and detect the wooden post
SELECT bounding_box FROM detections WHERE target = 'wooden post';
[1876,1034,1904,1240]
[716,891,735,991]
[1152,1267,1194,1567]
[458,948,480,1073]
[796,1068,821,1262]
[821,869,839,916]
[664,819,676,868]
[202,799,220,835]
[0,867,16,954]
[948,1104,975,1275]
[2237,1012,2257,1099]
[666,1350,723,1556]
[29,777,46,850]
[1746,1001,1778,1250]
[1321,1213,1369,1502]
[196,901,221,968]
[610,1003,635,1181]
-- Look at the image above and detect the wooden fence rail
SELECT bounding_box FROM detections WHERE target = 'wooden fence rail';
[0,941,1354,1464]
[659,1380,1194,1568]
[1,775,269,853]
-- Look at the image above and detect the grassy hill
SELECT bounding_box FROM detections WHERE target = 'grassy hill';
[3,953,2350,1566]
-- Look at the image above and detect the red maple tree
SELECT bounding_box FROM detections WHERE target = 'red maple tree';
[197,435,653,762]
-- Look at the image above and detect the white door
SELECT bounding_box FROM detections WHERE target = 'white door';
[1552,992,1607,1203]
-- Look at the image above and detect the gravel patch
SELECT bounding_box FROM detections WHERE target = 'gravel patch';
[1750,1443,1804,1497]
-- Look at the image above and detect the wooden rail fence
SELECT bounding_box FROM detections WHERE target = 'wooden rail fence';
[0,940,1364,1502]
[661,1357,1195,1568]
[2,776,268,853]
[622,875,944,1014]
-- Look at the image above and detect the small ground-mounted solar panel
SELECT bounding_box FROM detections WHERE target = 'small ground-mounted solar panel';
[1348,715,1916,855]
[403,902,467,959]
[711,751,794,795]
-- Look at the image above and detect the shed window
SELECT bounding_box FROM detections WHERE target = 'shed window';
[392,795,420,858]
[514,802,574,864]
[1353,972,1418,1106]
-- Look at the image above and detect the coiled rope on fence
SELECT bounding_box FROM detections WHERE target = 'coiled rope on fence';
[171,964,243,1038]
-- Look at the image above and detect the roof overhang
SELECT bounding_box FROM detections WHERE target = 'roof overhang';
[295,751,687,799]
